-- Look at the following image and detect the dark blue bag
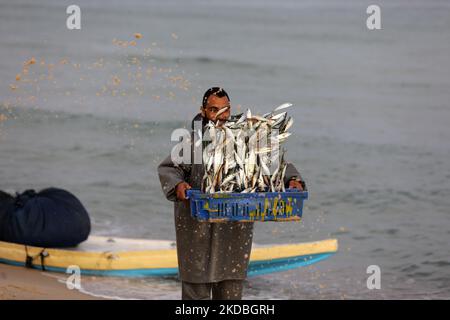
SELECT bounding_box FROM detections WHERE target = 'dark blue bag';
[0,188,90,247]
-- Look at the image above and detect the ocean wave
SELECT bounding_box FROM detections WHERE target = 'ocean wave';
[121,52,278,73]
[423,260,450,267]
[0,104,185,128]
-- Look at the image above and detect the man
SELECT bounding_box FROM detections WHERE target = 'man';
[157,87,305,300]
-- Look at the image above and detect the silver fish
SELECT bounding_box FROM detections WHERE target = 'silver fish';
[201,103,296,194]
[215,106,230,117]
[273,102,292,112]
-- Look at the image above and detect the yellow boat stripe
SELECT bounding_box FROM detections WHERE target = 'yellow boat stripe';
[250,238,338,261]
[0,238,337,271]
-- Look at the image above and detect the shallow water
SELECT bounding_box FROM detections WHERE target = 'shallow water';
[1,0,449,299]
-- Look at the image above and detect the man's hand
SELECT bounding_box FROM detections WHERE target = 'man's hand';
[176,182,192,201]
[288,179,304,191]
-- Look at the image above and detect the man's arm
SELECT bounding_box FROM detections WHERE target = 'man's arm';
[157,155,191,201]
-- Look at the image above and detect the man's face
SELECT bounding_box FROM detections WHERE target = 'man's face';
[201,95,231,125]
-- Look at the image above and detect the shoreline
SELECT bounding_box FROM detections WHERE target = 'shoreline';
[0,264,103,300]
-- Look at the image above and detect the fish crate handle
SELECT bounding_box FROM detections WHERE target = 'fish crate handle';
[186,189,196,198]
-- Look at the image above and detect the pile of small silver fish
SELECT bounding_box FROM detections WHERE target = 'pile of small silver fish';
[199,103,294,193]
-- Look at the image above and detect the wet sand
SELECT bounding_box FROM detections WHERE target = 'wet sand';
[0,264,101,300]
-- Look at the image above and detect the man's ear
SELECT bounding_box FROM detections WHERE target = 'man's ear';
[200,106,205,117]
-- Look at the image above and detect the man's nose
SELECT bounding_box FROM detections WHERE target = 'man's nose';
[218,110,230,120]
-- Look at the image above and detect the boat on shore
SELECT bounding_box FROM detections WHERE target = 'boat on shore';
[0,236,338,277]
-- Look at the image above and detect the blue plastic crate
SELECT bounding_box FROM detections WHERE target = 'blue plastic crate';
[186,189,308,222]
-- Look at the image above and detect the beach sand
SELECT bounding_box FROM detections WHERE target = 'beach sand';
[0,264,101,300]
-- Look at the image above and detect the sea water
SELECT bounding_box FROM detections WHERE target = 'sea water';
[0,0,449,299]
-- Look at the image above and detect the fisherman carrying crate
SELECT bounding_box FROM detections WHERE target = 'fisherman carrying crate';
[157,87,306,300]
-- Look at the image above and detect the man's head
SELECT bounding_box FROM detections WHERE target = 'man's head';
[200,87,231,125]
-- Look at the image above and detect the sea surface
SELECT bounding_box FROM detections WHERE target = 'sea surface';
[0,0,449,299]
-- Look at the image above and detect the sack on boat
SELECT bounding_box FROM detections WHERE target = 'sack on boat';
[0,188,91,247]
